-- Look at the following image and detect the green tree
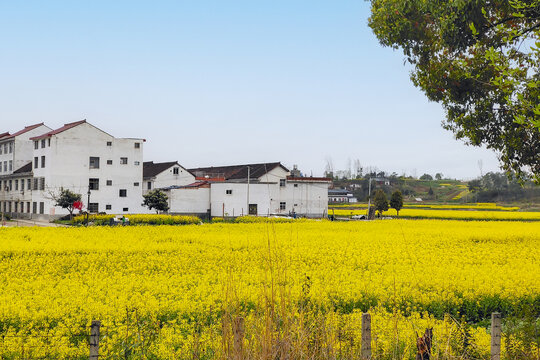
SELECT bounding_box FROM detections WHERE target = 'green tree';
[142,189,169,213]
[52,187,82,220]
[420,174,433,181]
[373,189,389,216]
[369,0,540,183]
[435,173,443,180]
[390,190,404,216]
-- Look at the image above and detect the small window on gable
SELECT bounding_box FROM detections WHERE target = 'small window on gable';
[107,141,112,146]
[173,167,179,175]
[226,189,232,195]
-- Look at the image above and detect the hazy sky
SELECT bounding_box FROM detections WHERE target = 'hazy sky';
[0,1,501,179]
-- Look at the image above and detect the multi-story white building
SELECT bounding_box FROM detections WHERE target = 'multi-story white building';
[29,120,146,218]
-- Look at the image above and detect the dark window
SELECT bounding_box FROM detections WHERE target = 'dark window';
[106,141,112,146]
[119,189,127,197]
[147,181,152,190]
[120,157,128,165]
[39,178,45,190]
[48,138,51,146]
[88,203,99,213]
[107,160,113,165]
[34,141,39,149]
[14,180,18,191]
[134,142,140,149]
[34,157,38,169]
[134,161,140,166]
[32,202,37,214]
[226,189,232,195]
[280,202,286,210]
[89,178,99,190]
[41,156,45,168]
[173,167,179,175]
[106,180,112,186]
[27,202,30,213]
[8,180,12,191]
[123,208,128,212]
[294,184,298,187]
[133,182,139,186]
[39,202,44,214]
[41,139,46,148]
[89,157,100,169]
[27,179,31,190]
[280,179,286,187]
[106,204,112,210]
[33,178,38,191]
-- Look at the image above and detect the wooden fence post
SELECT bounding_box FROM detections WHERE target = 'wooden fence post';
[491,312,501,360]
[89,320,101,360]
[361,313,372,359]
[233,317,245,360]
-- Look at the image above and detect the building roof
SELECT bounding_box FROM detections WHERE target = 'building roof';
[13,162,32,174]
[189,162,288,180]
[3,123,45,139]
[30,120,87,140]
[143,161,192,179]
[162,181,211,190]
[0,132,10,139]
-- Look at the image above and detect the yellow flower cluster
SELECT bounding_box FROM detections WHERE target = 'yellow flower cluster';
[0,220,538,358]
[71,214,201,225]
[332,208,540,220]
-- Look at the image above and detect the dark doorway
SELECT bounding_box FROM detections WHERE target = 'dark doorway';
[249,204,257,215]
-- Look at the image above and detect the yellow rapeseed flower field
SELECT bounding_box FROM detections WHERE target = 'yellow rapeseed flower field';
[0,220,538,359]
[332,208,540,220]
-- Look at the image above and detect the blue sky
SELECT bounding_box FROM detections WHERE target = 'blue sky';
[0,1,500,179]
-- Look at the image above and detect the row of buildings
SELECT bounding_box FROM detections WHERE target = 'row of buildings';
[0,121,330,220]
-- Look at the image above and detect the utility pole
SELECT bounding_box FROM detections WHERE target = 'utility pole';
[367,177,373,216]
[247,166,250,215]
[86,188,91,227]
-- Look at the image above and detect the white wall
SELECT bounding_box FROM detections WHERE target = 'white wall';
[165,187,210,214]
[145,164,195,193]
[31,122,146,217]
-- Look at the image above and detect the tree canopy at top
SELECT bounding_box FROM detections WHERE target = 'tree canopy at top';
[369,0,540,183]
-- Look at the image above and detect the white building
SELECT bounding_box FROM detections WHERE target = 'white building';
[29,120,146,218]
[162,163,330,218]
[143,161,195,193]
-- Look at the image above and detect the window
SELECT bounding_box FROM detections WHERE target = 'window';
[32,202,37,214]
[123,208,129,212]
[294,184,298,187]
[107,160,113,165]
[226,189,232,195]
[120,157,128,165]
[105,204,112,210]
[133,182,139,186]
[134,142,140,149]
[39,202,44,214]
[119,189,127,197]
[106,180,112,186]
[8,180,12,191]
[34,141,39,149]
[0,145,2,155]
[41,139,46,148]
[34,157,38,169]
[14,202,18,213]
[26,202,30,213]
[9,142,13,153]
[280,202,286,210]
[3,161,6,172]
[89,178,99,190]
[14,180,18,191]
[280,179,286,187]
[41,156,45,168]
[20,202,24,213]
[39,178,45,190]
[107,141,112,146]
[33,178,38,191]
[27,179,31,190]
[134,161,140,166]
[173,167,179,175]
[89,157,100,169]
[88,203,99,213]
[147,181,152,190]
[48,138,51,147]
[9,160,12,171]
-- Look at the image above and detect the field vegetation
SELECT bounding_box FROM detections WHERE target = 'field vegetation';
[0,220,538,359]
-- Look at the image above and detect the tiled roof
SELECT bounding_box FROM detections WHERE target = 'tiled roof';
[0,132,10,139]
[143,161,190,179]
[287,176,331,182]
[4,123,45,139]
[189,162,288,180]
[30,120,86,140]
[13,162,32,174]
